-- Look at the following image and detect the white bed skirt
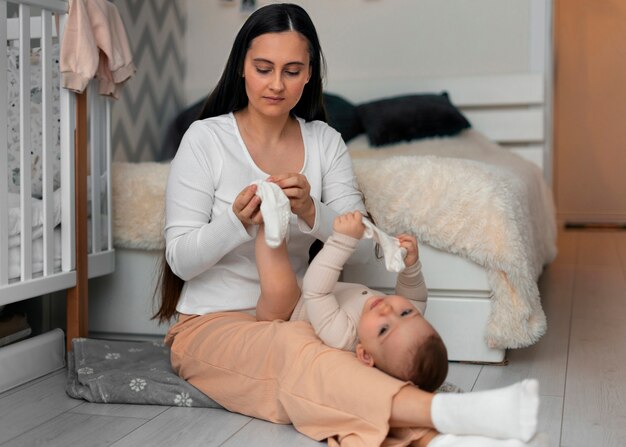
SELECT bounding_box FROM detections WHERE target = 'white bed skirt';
[89,248,169,339]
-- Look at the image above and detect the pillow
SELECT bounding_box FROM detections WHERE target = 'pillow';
[323,92,363,143]
[356,92,471,147]
[7,44,62,197]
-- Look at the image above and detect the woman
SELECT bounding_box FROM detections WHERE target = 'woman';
[156,4,540,447]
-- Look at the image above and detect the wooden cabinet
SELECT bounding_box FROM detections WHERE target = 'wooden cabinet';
[554,0,626,224]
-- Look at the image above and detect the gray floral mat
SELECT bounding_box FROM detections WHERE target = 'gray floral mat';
[66,338,462,409]
[66,338,222,408]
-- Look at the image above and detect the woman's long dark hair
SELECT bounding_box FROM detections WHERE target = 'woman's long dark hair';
[153,3,328,323]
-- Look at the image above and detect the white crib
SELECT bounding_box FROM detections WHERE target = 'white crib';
[0,0,114,392]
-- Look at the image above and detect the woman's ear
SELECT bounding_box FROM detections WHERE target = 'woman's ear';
[356,344,375,367]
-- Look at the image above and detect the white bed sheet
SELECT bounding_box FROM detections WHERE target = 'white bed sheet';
[7,188,109,281]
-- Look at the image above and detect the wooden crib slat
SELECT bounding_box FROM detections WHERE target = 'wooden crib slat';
[0,0,8,285]
[19,4,33,281]
[66,91,89,351]
[41,9,54,276]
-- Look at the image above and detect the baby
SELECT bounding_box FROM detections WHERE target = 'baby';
[255,210,448,392]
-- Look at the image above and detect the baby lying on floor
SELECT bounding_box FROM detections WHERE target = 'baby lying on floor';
[255,210,448,392]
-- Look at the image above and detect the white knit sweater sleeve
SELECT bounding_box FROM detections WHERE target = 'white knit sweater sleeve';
[164,122,254,281]
[297,123,374,263]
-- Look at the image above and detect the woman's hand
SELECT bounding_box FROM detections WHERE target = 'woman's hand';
[232,184,263,228]
[397,234,419,267]
[333,211,365,239]
[268,173,315,227]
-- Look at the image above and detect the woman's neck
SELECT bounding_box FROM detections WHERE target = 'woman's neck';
[236,108,293,147]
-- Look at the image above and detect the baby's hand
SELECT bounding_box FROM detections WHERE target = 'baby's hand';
[333,211,366,239]
[397,234,419,266]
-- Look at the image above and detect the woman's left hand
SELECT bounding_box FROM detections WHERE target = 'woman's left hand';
[268,173,315,226]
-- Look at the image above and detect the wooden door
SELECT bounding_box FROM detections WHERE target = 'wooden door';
[554,0,626,224]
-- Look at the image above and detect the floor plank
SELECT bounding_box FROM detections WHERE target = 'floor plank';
[0,371,84,444]
[571,266,626,321]
[537,395,564,447]
[109,407,251,447]
[1,412,147,447]
[613,232,626,275]
[576,231,622,267]
[561,317,626,446]
[474,265,574,396]
[552,228,579,267]
[444,362,482,392]
[70,402,170,419]
[0,368,65,400]
[221,419,323,446]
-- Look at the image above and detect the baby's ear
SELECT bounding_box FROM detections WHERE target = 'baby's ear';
[356,344,375,367]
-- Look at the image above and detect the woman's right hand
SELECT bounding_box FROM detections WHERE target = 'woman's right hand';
[233,184,263,228]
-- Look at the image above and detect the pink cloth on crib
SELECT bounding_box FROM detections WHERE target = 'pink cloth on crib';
[60,0,136,99]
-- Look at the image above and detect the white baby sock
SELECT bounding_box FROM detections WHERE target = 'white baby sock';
[431,379,539,442]
[428,434,528,447]
[361,219,406,273]
[252,180,291,248]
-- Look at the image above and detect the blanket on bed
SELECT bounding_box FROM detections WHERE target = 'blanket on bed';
[349,129,557,349]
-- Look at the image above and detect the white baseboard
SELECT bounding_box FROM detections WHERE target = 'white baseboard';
[0,328,66,393]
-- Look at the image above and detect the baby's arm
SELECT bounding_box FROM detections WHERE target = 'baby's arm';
[395,234,427,314]
[255,225,301,321]
[302,212,365,349]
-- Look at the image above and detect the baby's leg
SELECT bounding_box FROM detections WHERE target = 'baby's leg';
[255,224,301,321]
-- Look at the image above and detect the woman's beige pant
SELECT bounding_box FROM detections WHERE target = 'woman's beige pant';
[166,312,429,447]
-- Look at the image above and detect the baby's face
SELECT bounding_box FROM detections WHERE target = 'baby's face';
[357,295,434,363]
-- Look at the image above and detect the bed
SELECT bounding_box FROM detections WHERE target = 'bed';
[87,72,557,365]
[328,74,557,363]
[0,0,115,392]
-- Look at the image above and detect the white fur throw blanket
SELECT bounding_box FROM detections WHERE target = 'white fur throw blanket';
[111,130,557,349]
[112,161,169,250]
[349,129,557,349]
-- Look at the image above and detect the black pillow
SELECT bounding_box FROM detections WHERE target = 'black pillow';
[323,93,364,143]
[356,92,471,147]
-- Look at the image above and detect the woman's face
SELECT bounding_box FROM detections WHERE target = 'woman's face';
[242,31,311,118]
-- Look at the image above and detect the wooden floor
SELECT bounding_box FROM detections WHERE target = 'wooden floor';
[1,228,625,446]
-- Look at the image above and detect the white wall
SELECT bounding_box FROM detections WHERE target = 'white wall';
[185,0,534,104]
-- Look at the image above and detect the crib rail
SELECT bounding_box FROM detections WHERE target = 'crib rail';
[1,0,114,305]
[1,2,8,288]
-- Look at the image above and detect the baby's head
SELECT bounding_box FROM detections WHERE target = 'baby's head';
[356,295,448,392]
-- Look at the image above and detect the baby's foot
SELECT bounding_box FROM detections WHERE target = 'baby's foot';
[431,379,539,442]
[254,181,290,248]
